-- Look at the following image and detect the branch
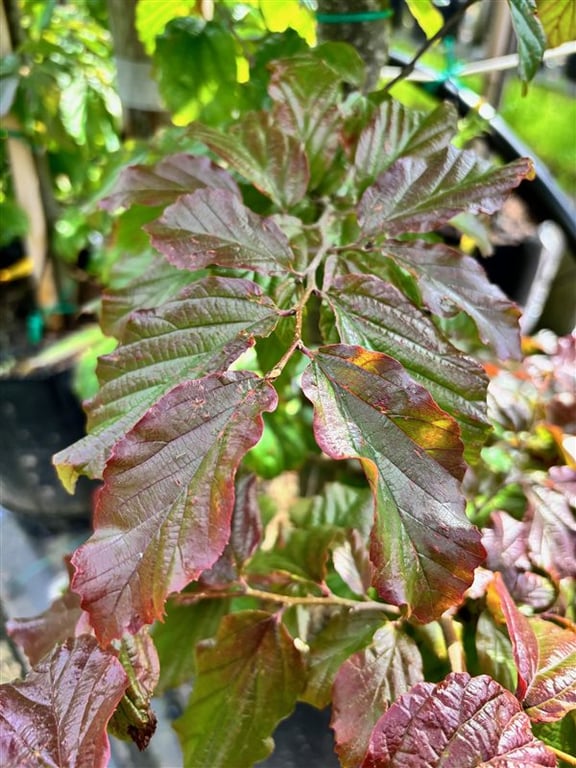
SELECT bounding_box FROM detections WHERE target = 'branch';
[440,614,467,673]
[378,0,481,96]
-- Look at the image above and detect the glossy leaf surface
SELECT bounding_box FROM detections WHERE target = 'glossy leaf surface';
[324,274,489,460]
[146,188,297,275]
[100,153,239,211]
[358,147,533,237]
[175,611,306,768]
[360,673,556,767]
[332,624,424,768]
[71,373,277,644]
[0,636,127,768]
[301,345,485,621]
[55,277,279,486]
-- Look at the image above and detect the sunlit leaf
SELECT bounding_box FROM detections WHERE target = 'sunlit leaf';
[174,611,306,767]
[332,624,423,768]
[525,483,576,581]
[301,345,485,621]
[189,113,309,208]
[508,0,547,83]
[475,611,518,693]
[360,673,556,767]
[0,636,127,768]
[405,0,445,37]
[55,277,280,487]
[100,154,239,211]
[536,0,576,46]
[358,147,533,237]
[135,0,192,54]
[146,188,297,274]
[70,373,277,644]
[324,273,489,461]
[372,241,522,359]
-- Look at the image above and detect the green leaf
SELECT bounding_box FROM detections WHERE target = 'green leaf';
[152,598,230,694]
[354,100,458,191]
[533,713,576,768]
[324,274,490,462]
[405,0,445,38]
[475,611,518,693]
[332,624,424,768]
[508,0,547,84]
[154,18,239,126]
[135,0,193,55]
[536,0,576,47]
[301,345,485,622]
[174,611,306,768]
[189,112,309,209]
[55,277,280,485]
[291,482,374,538]
[100,154,240,211]
[267,55,343,188]
[302,610,386,709]
[371,241,522,360]
[69,372,278,644]
[146,188,297,275]
[358,147,534,237]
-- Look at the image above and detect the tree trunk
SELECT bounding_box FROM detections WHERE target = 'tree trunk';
[316,0,391,91]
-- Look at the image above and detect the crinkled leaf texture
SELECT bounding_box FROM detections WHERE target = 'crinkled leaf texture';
[324,273,490,461]
[100,153,240,210]
[0,636,128,768]
[190,113,309,209]
[360,673,556,767]
[332,624,424,768]
[174,611,306,768]
[70,372,277,644]
[374,242,521,360]
[55,276,279,487]
[301,345,485,621]
[489,573,576,722]
[145,188,297,275]
[358,146,533,238]
[354,100,458,190]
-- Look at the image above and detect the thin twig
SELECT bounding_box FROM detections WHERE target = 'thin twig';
[547,746,576,766]
[440,614,467,673]
[379,0,481,96]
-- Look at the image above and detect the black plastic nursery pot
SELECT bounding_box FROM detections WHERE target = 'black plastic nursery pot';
[0,364,97,532]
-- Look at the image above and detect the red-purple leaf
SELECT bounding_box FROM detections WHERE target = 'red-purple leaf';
[55,277,280,488]
[268,56,342,188]
[174,611,306,767]
[7,589,91,666]
[324,274,489,461]
[354,100,458,189]
[0,636,127,768]
[358,147,533,237]
[378,241,522,360]
[190,113,309,208]
[489,572,539,701]
[70,372,277,644]
[145,188,297,275]
[100,153,240,211]
[524,618,576,723]
[332,624,424,768]
[360,673,556,767]
[525,483,576,581]
[301,345,484,621]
